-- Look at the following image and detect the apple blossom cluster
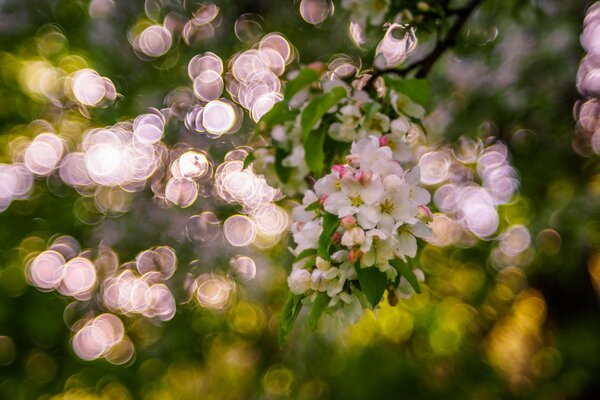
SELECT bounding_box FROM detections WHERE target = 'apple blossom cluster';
[253,79,426,195]
[287,135,432,326]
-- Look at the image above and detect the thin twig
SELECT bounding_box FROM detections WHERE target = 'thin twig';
[415,0,482,78]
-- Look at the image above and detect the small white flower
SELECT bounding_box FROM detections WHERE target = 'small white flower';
[288,269,312,294]
[341,226,366,248]
[292,220,322,254]
[323,173,385,219]
[316,256,331,271]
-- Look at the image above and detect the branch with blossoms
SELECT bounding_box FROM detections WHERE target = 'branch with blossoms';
[374,0,484,79]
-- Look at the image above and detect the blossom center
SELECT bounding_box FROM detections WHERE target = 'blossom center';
[349,194,363,207]
[380,198,394,214]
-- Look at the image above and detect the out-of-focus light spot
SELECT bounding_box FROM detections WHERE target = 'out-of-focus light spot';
[259,33,293,65]
[224,215,256,247]
[426,213,461,247]
[234,13,264,43]
[165,177,198,207]
[26,250,65,290]
[0,336,15,366]
[193,70,223,101]
[499,225,531,257]
[453,137,483,164]
[104,336,135,365]
[173,150,210,180]
[25,351,56,383]
[375,24,417,70]
[0,163,33,211]
[136,246,177,280]
[299,0,334,25]
[459,187,499,238]
[182,3,221,45]
[58,257,97,300]
[71,68,112,107]
[89,0,115,19]
[251,93,282,122]
[102,267,175,320]
[36,25,67,56]
[135,25,173,58]
[202,99,236,136]
[72,314,126,361]
[133,112,165,144]
[49,235,80,261]
[229,256,256,281]
[419,151,451,185]
[536,228,561,255]
[186,212,221,242]
[263,365,294,396]
[24,133,65,176]
[188,52,223,79]
[251,203,289,248]
[19,60,65,102]
[215,159,278,211]
[195,273,235,310]
[85,143,128,184]
[228,302,266,338]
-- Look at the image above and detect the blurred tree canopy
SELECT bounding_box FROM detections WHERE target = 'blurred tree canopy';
[1,0,599,399]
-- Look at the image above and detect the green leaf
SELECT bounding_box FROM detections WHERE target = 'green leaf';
[355,265,388,308]
[390,258,422,294]
[304,200,321,211]
[300,86,347,142]
[317,212,340,261]
[284,68,320,102]
[304,127,326,175]
[293,248,317,262]
[242,151,255,169]
[274,148,293,183]
[384,76,430,107]
[279,292,304,348]
[363,101,382,119]
[308,292,330,330]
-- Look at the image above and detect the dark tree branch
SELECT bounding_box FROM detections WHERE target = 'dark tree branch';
[415,0,482,78]
[373,0,483,80]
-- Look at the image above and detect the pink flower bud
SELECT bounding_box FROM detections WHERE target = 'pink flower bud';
[332,164,346,177]
[348,248,363,263]
[340,215,357,230]
[356,171,372,185]
[319,195,328,205]
[417,205,432,221]
[379,136,389,147]
[347,154,360,168]
[332,231,341,244]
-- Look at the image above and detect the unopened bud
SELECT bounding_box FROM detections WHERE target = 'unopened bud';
[356,171,372,185]
[332,231,341,244]
[332,164,346,177]
[417,205,432,222]
[348,248,363,263]
[319,194,328,205]
[340,215,357,230]
[379,136,389,147]
[347,154,360,168]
